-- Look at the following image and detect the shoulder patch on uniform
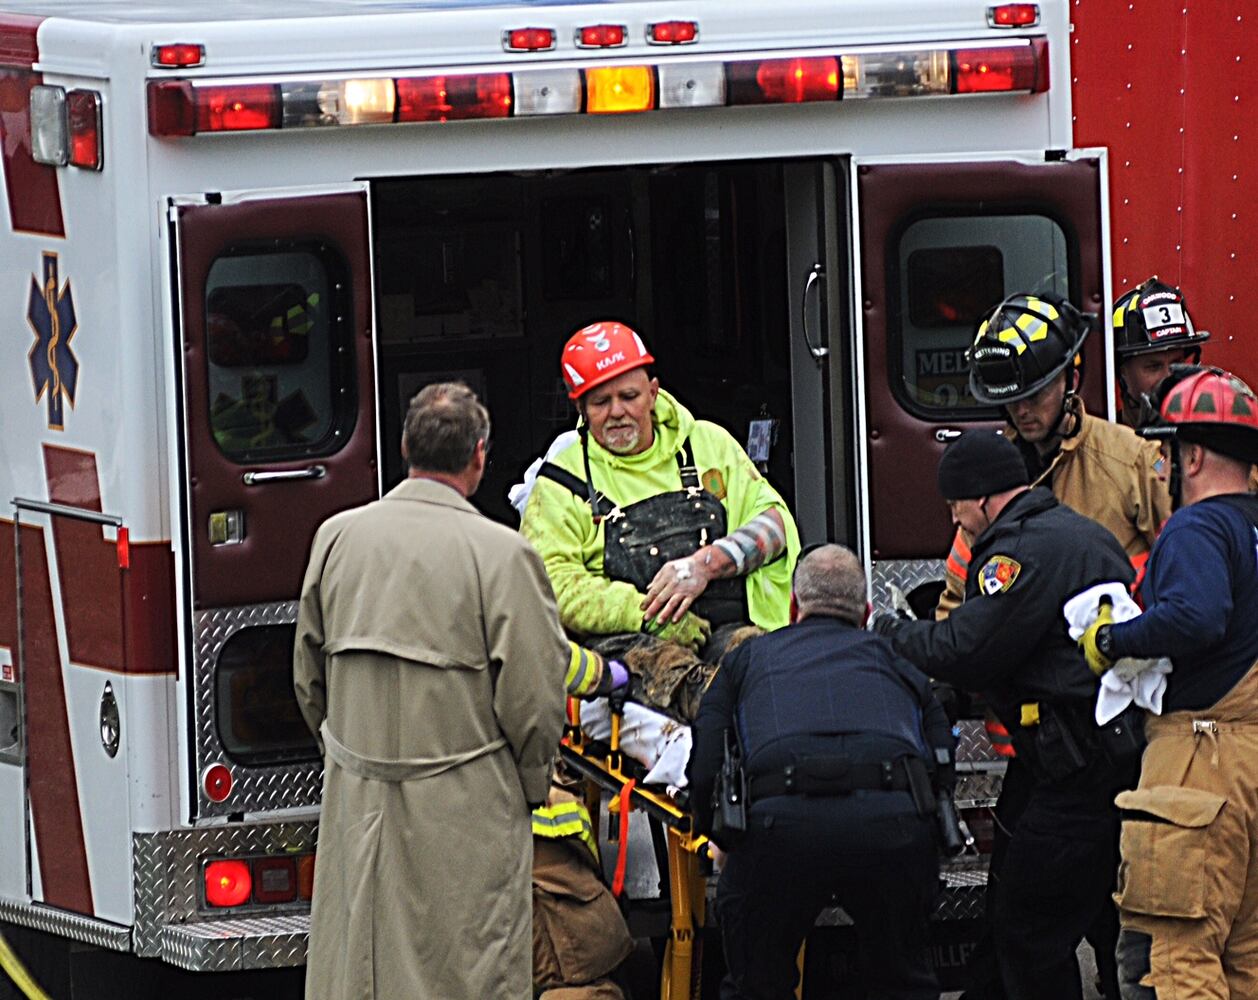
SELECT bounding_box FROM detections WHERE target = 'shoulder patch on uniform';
[978,555,1022,596]
[701,468,727,499]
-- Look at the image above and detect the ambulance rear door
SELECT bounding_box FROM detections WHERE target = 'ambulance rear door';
[851,150,1111,606]
[169,185,378,819]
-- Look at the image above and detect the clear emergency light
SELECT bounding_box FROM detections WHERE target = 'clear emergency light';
[147,40,1048,137]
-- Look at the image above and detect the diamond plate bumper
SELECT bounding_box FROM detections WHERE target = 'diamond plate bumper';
[0,896,131,951]
[160,913,309,972]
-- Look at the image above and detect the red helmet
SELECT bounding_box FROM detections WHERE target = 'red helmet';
[560,321,655,400]
[1142,365,1258,464]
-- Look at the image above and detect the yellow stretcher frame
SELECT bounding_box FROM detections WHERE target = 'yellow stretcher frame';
[561,697,710,1000]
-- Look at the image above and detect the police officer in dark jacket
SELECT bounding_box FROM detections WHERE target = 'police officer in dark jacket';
[875,431,1139,1000]
[690,544,946,1000]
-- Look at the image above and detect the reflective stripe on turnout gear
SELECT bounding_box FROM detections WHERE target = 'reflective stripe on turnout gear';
[320,720,507,782]
[984,712,1017,758]
[532,799,600,861]
[946,531,971,582]
[566,641,603,698]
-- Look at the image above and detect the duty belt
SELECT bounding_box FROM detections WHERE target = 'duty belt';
[749,755,922,801]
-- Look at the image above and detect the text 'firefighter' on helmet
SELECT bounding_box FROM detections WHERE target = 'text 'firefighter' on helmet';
[1141,365,1258,465]
[1112,278,1209,359]
[560,321,655,400]
[967,293,1091,406]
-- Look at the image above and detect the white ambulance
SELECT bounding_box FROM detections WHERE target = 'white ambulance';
[0,0,1108,993]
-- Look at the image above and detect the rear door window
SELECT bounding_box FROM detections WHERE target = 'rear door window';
[206,247,353,461]
[892,213,1070,416]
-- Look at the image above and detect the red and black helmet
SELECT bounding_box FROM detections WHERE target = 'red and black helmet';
[1141,365,1258,465]
[1112,278,1208,360]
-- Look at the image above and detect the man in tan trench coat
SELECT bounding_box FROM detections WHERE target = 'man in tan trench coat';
[294,382,569,1000]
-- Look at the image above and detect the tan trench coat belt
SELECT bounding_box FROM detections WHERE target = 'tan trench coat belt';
[320,720,508,782]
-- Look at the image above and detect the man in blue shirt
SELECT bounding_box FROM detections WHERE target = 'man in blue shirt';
[1080,365,1258,999]
[690,544,946,1000]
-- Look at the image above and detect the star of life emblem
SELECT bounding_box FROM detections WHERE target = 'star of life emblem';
[27,252,79,431]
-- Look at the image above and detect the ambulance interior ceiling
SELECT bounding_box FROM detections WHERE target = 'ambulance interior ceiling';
[371,162,797,527]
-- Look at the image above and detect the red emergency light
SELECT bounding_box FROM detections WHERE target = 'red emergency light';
[148,81,281,135]
[953,43,1045,94]
[504,27,555,52]
[397,74,512,122]
[648,20,697,45]
[152,43,205,68]
[204,860,251,908]
[988,4,1040,28]
[727,57,840,105]
[67,89,103,170]
[577,24,626,48]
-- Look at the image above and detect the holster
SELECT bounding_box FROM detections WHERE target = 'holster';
[711,728,747,844]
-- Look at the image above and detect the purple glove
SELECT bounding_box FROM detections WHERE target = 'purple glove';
[609,659,630,691]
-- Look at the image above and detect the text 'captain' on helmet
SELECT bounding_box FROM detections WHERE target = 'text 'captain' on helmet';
[1112,278,1207,360]
[967,293,1093,406]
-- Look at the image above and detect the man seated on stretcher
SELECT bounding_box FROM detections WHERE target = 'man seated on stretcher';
[518,321,799,713]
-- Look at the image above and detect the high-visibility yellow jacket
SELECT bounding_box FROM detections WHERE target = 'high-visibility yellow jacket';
[521,389,799,636]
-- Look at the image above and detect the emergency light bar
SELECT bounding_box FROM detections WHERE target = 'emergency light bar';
[147,40,1047,137]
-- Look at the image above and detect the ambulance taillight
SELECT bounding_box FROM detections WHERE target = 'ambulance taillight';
[585,67,655,114]
[988,4,1040,28]
[67,90,103,171]
[297,854,316,901]
[727,57,840,106]
[953,44,1046,94]
[204,860,252,908]
[152,43,205,68]
[504,27,555,52]
[648,21,698,45]
[251,857,298,905]
[577,24,627,49]
[396,74,512,122]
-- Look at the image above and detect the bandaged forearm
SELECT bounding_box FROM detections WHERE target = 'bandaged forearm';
[712,510,787,577]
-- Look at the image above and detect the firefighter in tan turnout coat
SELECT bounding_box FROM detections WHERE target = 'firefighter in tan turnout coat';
[294,383,568,1000]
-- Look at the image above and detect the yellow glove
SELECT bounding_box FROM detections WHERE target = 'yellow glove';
[1079,598,1115,677]
[656,611,712,652]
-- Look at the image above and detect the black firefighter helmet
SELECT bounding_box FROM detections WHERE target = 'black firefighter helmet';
[967,293,1092,406]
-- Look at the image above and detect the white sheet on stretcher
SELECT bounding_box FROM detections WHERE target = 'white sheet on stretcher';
[579,699,692,797]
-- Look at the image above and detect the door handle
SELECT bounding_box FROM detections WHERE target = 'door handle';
[242,464,327,485]
[935,428,963,443]
[801,263,829,363]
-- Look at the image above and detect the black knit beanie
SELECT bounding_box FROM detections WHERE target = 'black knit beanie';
[937,431,1030,501]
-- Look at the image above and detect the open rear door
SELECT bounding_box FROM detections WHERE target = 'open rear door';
[852,151,1109,603]
[170,186,377,818]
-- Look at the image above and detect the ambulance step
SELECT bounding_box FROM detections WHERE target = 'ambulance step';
[160,913,308,972]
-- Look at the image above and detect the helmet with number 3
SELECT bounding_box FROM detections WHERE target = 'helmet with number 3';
[560,321,655,400]
[1112,278,1208,359]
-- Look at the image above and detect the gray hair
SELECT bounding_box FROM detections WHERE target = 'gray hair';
[402,382,490,474]
[792,544,867,625]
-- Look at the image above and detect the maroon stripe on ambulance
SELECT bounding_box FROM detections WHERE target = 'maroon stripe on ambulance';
[17,518,95,913]
[44,445,125,671]
[0,30,66,238]
[43,444,176,675]
[0,14,41,68]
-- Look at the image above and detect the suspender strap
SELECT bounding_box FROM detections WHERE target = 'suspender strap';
[537,433,702,519]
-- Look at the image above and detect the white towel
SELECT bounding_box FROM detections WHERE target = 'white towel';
[508,429,579,516]
[1062,582,1173,724]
